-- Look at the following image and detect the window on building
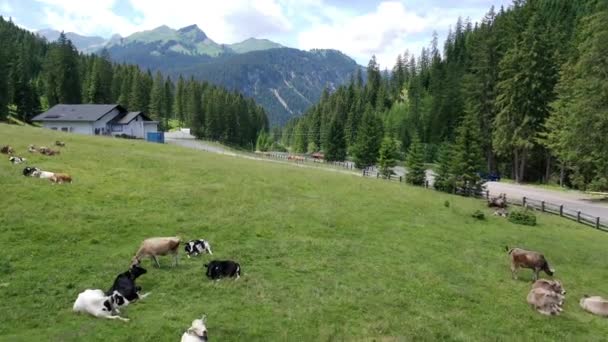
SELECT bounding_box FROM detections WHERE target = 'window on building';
[61,127,69,132]
[112,125,123,132]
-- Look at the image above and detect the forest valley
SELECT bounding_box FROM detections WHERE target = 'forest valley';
[275,0,608,192]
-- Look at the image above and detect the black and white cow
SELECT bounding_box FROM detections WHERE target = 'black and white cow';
[204,260,241,280]
[184,239,213,258]
[73,289,130,322]
[22,166,39,177]
[106,264,150,302]
[9,156,26,164]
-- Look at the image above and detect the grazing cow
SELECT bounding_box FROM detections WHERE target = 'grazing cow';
[1,145,14,154]
[132,236,181,268]
[204,260,241,280]
[22,166,38,177]
[28,145,37,153]
[9,156,26,164]
[181,315,208,342]
[38,146,49,154]
[73,289,130,322]
[50,173,72,184]
[532,279,566,296]
[527,287,564,316]
[184,239,213,258]
[106,264,150,303]
[580,295,608,317]
[506,246,555,281]
[55,141,66,147]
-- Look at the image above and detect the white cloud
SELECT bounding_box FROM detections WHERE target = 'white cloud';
[298,1,435,69]
[35,0,139,36]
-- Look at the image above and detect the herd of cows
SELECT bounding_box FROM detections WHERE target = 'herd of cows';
[3,138,608,340]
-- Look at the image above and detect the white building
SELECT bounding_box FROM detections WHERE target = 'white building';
[32,104,158,139]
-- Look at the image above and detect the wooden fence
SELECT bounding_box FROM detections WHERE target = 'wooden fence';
[256,152,356,170]
[362,169,608,232]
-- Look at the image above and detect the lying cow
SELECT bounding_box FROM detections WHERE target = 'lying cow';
[184,239,213,258]
[181,315,208,342]
[488,193,507,208]
[507,246,555,281]
[204,260,241,280]
[580,295,608,317]
[28,145,37,153]
[55,141,66,147]
[0,145,13,154]
[73,289,130,322]
[106,264,150,303]
[50,173,72,184]
[527,287,564,316]
[532,279,566,296]
[41,148,60,156]
[9,156,26,164]
[23,166,38,177]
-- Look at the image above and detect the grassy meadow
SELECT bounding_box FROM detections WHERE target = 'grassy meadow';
[1,124,608,341]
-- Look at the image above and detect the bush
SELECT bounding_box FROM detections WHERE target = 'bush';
[444,200,450,208]
[509,209,537,226]
[471,210,485,220]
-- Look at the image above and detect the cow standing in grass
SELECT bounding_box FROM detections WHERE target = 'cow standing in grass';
[507,246,555,281]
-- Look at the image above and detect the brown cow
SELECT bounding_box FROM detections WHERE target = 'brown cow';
[488,193,507,208]
[507,246,555,281]
[49,173,72,184]
[1,145,14,154]
[42,149,60,156]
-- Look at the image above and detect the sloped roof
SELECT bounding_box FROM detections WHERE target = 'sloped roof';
[31,104,125,122]
[110,111,156,124]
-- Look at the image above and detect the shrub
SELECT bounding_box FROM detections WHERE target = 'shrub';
[444,200,450,208]
[509,209,537,226]
[472,210,485,220]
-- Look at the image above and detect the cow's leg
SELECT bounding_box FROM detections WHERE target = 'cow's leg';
[533,268,539,281]
[106,315,130,322]
[173,252,178,267]
[152,255,160,268]
[138,292,151,300]
[511,263,518,279]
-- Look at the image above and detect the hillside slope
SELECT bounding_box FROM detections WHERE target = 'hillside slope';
[1,124,608,341]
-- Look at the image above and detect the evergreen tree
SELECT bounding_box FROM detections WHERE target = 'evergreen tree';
[324,116,346,161]
[405,134,426,185]
[173,75,186,125]
[352,106,383,168]
[433,143,455,192]
[43,32,81,106]
[293,120,308,153]
[450,108,485,194]
[378,137,399,178]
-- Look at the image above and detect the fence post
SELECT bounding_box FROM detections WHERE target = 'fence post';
[559,205,563,216]
[577,211,581,223]
[425,180,429,188]
[486,190,490,199]
[541,201,545,212]
[597,217,601,229]
[522,196,526,207]
[377,172,380,179]
[399,176,402,183]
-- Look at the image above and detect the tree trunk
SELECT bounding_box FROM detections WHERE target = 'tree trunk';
[518,150,527,183]
[545,153,551,184]
[560,162,565,187]
[513,150,520,183]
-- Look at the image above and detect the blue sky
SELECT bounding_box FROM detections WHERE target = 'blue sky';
[0,0,513,67]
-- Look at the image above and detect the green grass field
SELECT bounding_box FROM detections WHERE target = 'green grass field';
[1,124,608,341]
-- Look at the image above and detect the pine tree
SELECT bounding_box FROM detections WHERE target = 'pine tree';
[43,32,81,106]
[450,108,485,194]
[433,143,455,192]
[324,116,346,161]
[149,71,165,122]
[352,106,383,168]
[293,120,308,153]
[405,134,426,185]
[378,137,399,178]
[173,75,186,125]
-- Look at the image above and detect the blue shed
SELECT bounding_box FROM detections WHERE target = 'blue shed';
[146,132,165,144]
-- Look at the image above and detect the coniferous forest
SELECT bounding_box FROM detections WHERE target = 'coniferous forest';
[0,17,268,148]
[280,0,608,191]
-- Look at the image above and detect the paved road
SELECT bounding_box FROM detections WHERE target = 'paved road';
[486,182,608,222]
[165,131,608,222]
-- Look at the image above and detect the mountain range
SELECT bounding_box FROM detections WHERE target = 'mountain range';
[37,25,360,125]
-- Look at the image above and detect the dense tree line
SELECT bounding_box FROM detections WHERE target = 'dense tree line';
[0,17,268,147]
[280,0,608,191]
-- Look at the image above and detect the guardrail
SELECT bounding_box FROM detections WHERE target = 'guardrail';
[362,169,607,232]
